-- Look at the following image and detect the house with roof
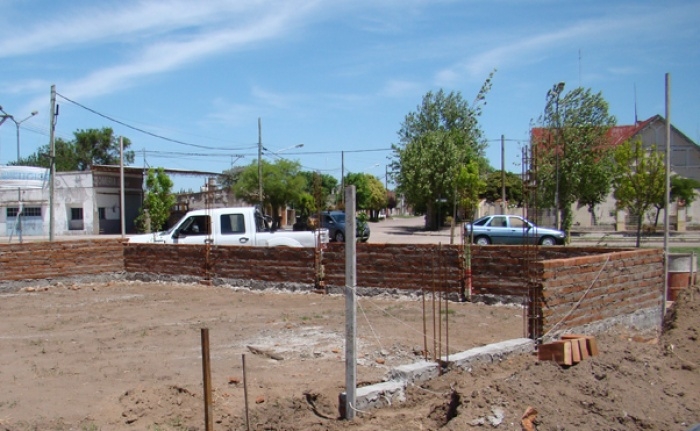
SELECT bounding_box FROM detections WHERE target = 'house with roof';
[529,115,700,230]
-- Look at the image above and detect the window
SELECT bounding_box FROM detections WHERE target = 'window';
[510,217,527,229]
[488,216,507,227]
[24,207,42,217]
[7,207,42,217]
[98,208,106,220]
[221,214,246,235]
[69,207,84,230]
[71,208,84,220]
[180,215,210,235]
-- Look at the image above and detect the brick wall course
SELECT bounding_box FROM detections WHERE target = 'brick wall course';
[0,240,663,338]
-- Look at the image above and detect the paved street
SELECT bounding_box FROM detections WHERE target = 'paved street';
[367,215,700,248]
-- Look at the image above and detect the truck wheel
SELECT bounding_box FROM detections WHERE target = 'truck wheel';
[335,231,345,242]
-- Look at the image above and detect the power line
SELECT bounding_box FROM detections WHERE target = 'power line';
[56,92,255,151]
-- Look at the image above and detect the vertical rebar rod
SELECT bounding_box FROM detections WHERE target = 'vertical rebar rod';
[242,354,250,431]
[201,328,213,431]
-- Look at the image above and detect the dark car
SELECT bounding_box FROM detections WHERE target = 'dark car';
[464,215,566,245]
[320,211,370,242]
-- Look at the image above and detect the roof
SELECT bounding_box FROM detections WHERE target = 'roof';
[531,115,697,150]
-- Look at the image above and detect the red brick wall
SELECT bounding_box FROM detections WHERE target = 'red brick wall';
[0,239,124,281]
[0,240,663,337]
[536,248,664,334]
[124,243,317,283]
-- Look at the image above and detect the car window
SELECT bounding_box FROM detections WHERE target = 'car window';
[333,213,346,223]
[488,216,507,227]
[473,217,489,226]
[510,217,527,229]
[220,214,246,235]
[180,215,210,235]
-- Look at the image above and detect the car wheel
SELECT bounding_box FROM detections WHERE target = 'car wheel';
[475,236,491,246]
[334,231,345,242]
[540,236,556,246]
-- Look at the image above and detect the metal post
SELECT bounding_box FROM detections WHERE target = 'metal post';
[258,117,263,209]
[501,134,506,214]
[341,151,345,207]
[662,73,671,323]
[200,328,213,431]
[342,185,357,419]
[120,137,126,237]
[49,85,57,242]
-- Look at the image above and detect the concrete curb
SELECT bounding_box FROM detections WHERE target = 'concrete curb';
[351,338,534,413]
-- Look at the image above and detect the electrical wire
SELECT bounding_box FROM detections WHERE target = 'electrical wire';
[56,92,256,151]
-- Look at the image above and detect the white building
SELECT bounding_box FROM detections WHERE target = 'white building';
[0,165,144,239]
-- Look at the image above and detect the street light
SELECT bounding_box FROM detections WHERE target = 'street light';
[547,82,565,230]
[0,106,39,163]
[264,143,304,156]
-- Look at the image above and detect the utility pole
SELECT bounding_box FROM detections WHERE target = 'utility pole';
[49,85,57,242]
[662,73,671,322]
[258,118,263,209]
[501,135,506,214]
[341,185,357,420]
[120,137,126,238]
[341,151,345,207]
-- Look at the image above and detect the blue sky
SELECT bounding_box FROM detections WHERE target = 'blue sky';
[1,0,698,192]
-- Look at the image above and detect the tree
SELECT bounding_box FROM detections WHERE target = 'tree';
[392,74,494,230]
[612,139,665,247]
[232,159,306,226]
[534,85,616,236]
[13,127,135,171]
[651,175,700,228]
[481,171,524,207]
[343,172,387,220]
[135,168,176,233]
[299,171,338,210]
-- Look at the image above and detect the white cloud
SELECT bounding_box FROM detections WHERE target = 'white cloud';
[434,2,700,85]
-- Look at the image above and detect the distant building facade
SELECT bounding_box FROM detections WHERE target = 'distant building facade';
[0,165,144,238]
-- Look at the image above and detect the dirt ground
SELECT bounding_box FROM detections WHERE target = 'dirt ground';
[0,280,698,431]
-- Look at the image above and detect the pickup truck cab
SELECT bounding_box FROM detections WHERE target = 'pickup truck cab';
[129,207,328,247]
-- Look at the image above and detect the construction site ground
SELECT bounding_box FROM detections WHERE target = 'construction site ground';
[1,279,699,430]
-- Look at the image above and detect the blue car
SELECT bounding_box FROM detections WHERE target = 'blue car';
[464,215,565,245]
[320,211,370,243]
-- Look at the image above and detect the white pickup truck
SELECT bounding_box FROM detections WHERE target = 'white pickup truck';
[129,206,328,247]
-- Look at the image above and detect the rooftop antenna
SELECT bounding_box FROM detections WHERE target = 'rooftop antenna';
[578,49,582,87]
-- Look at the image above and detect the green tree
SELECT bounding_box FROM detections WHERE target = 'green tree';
[134,167,176,233]
[535,85,616,236]
[299,171,338,210]
[344,172,370,209]
[233,159,306,227]
[651,175,700,228]
[392,74,494,230]
[481,171,524,207]
[455,160,486,300]
[13,127,135,171]
[612,139,665,247]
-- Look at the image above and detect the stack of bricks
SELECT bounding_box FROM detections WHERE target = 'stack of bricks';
[537,334,599,366]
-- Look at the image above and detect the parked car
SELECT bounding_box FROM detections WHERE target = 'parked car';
[319,211,370,242]
[464,215,565,245]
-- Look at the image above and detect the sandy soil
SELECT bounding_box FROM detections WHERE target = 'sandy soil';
[1,281,698,430]
[0,280,523,430]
